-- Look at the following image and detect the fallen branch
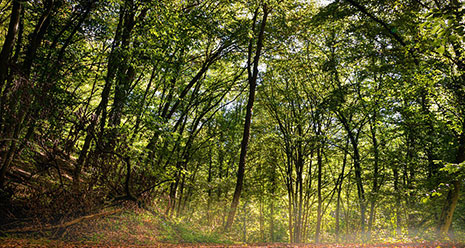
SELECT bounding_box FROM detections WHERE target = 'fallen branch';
[3,208,123,233]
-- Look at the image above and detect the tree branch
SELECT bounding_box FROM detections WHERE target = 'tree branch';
[344,0,406,47]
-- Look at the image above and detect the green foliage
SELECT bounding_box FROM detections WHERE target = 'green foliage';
[1,0,465,245]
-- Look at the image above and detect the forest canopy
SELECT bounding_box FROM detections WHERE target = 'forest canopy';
[0,0,465,244]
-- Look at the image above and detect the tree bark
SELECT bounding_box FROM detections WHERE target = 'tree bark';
[224,4,269,231]
[0,0,53,189]
[207,146,213,225]
[109,0,140,127]
[338,111,366,239]
[23,0,54,78]
[437,180,461,237]
[393,163,402,236]
[335,139,348,242]
[315,146,323,243]
[95,1,126,137]
[0,0,21,90]
[294,138,304,243]
[269,153,277,242]
[367,112,380,240]
[438,126,465,236]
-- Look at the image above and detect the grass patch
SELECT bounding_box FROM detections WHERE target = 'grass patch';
[158,218,232,244]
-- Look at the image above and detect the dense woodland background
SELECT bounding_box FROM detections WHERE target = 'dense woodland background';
[0,0,465,244]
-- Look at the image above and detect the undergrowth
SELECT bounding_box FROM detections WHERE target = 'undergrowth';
[159,219,232,244]
[1,203,233,246]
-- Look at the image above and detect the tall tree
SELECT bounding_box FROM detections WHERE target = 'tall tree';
[225,2,270,231]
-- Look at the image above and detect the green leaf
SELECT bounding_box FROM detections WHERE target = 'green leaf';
[437,45,445,55]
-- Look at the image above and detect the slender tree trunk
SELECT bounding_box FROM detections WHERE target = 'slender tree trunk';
[336,140,348,242]
[345,174,351,242]
[207,147,213,225]
[353,140,366,239]
[403,133,416,235]
[269,155,276,242]
[315,146,323,243]
[54,2,94,64]
[73,129,92,192]
[180,160,200,216]
[367,114,379,240]
[73,69,101,192]
[259,194,264,241]
[123,156,134,200]
[0,0,21,91]
[288,184,293,243]
[339,113,366,240]
[258,159,265,241]
[109,0,137,127]
[295,143,304,243]
[224,4,269,231]
[216,145,224,201]
[393,163,402,236]
[285,146,294,243]
[23,0,54,78]
[270,198,275,242]
[95,0,126,137]
[242,202,247,243]
[176,173,185,217]
[0,138,18,188]
[0,3,22,141]
[166,173,179,216]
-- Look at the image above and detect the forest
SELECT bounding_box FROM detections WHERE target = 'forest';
[0,0,464,246]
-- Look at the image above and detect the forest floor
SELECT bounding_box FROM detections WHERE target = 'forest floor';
[1,206,463,248]
[0,239,463,248]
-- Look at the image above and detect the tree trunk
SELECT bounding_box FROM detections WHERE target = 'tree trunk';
[0,0,22,90]
[23,0,54,78]
[95,0,126,137]
[367,114,380,240]
[269,154,276,242]
[336,140,348,242]
[259,195,264,241]
[207,147,213,225]
[0,4,22,145]
[109,0,137,127]
[315,146,323,243]
[353,140,366,239]
[288,184,293,243]
[438,129,465,236]
[437,31,465,234]
[338,112,366,240]
[0,0,53,188]
[404,133,416,235]
[166,174,179,216]
[393,164,402,236]
[242,202,247,243]
[270,198,275,242]
[176,173,185,217]
[224,4,269,231]
[437,180,461,237]
[295,142,304,243]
